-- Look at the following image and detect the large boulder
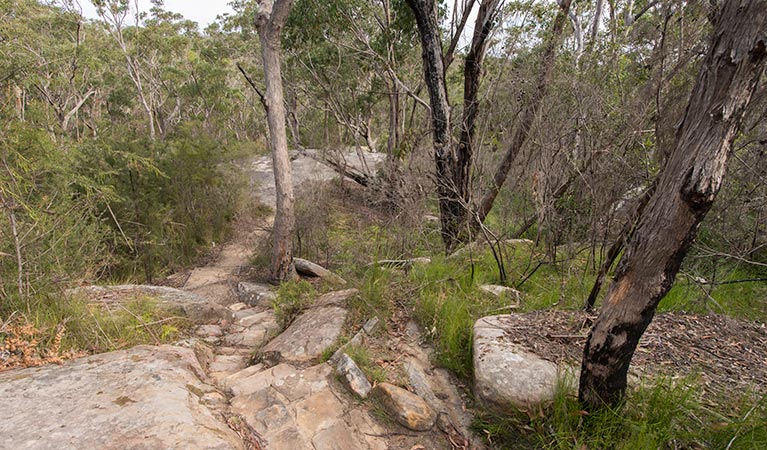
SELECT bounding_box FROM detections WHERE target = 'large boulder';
[473,315,574,410]
[0,345,242,450]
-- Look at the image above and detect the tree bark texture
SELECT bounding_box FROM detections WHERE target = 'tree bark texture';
[406,0,501,252]
[579,0,767,408]
[256,0,297,283]
[406,0,457,251]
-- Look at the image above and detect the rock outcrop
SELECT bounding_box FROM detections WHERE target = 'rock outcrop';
[0,345,242,450]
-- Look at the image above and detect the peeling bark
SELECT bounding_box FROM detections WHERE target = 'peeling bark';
[579,0,767,408]
[256,0,297,283]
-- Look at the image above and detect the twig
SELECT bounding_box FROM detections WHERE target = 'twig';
[236,62,267,111]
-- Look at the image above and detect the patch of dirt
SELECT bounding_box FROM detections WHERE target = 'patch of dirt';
[500,309,767,395]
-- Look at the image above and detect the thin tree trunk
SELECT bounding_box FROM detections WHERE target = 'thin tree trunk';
[476,0,572,224]
[455,0,502,220]
[579,0,767,408]
[590,0,604,42]
[584,183,655,311]
[405,0,456,250]
[256,0,297,283]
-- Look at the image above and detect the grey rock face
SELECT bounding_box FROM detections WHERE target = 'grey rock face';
[335,353,372,398]
[237,281,276,307]
[0,345,242,450]
[474,315,572,410]
[259,304,347,366]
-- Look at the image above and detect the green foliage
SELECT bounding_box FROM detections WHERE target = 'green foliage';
[0,292,188,365]
[343,344,388,385]
[272,279,317,329]
[473,378,767,450]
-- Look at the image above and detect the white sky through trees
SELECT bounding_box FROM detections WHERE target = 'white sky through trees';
[80,0,235,27]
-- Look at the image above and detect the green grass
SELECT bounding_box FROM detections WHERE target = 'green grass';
[271,279,317,329]
[285,188,767,449]
[1,292,190,367]
[660,267,767,322]
[343,344,388,384]
[472,378,767,449]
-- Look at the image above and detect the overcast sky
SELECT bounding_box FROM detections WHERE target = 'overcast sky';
[80,0,235,27]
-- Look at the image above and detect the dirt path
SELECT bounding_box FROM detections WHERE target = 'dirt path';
[181,151,481,449]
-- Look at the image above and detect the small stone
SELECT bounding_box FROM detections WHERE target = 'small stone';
[373,383,436,431]
[202,336,220,345]
[404,359,439,408]
[237,310,278,328]
[195,324,223,338]
[479,285,522,306]
[335,353,372,398]
[362,317,380,335]
[228,302,248,312]
[237,282,276,307]
[222,327,267,348]
[209,354,249,374]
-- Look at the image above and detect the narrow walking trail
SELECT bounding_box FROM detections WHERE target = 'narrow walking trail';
[0,150,482,450]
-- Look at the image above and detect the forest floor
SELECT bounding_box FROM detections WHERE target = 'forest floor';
[2,150,765,450]
[495,309,767,396]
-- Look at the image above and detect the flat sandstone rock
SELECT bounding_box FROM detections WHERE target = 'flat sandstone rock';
[0,345,242,450]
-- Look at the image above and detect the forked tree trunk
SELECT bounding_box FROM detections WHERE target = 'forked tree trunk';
[405,0,455,250]
[579,0,767,408]
[406,0,501,252]
[255,0,297,283]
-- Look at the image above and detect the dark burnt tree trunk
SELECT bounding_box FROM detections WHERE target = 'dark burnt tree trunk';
[406,0,501,252]
[579,0,767,409]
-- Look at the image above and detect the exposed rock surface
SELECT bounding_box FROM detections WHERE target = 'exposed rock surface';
[72,284,233,323]
[237,281,276,307]
[374,382,437,431]
[0,345,242,450]
[229,362,387,450]
[335,353,372,398]
[259,290,356,367]
[474,315,571,410]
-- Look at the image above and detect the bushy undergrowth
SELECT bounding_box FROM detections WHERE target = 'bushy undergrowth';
[272,279,317,329]
[1,122,244,362]
[1,293,188,371]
